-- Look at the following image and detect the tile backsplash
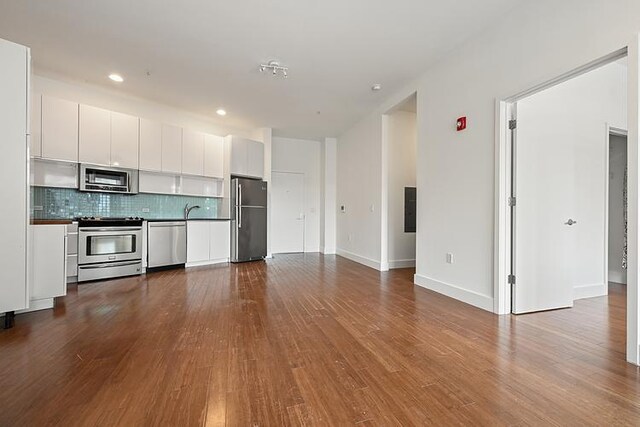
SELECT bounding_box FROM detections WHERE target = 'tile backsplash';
[31,187,226,220]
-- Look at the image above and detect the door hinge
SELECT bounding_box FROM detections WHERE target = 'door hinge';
[508,197,516,207]
[509,119,517,130]
[508,274,516,285]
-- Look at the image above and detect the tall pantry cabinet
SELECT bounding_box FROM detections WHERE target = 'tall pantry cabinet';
[0,38,30,327]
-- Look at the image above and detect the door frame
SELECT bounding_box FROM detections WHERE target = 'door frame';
[606,125,629,289]
[494,42,640,365]
[271,170,306,254]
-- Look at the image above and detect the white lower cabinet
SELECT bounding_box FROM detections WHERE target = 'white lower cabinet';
[26,225,67,313]
[209,221,230,261]
[187,222,210,264]
[186,221,230,267]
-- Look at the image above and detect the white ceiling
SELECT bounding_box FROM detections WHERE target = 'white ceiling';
[0,0,524,138]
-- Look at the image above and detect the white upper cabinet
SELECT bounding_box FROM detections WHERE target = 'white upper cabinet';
[41,96,78,162]
[230,136,248,176]
[110,112,139,169]
[230,136,264,178]
[204,134,224,178]
[79,104,111,166]
[37,96,223,181]
[247,139,264,179]
[161,124,182,174]
[139,118,162,172]
[30,94,42,157]
[182,129,204,176]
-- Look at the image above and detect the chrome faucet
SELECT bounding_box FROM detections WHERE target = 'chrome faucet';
[184,203,201,219]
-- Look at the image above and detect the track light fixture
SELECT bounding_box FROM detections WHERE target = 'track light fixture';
[260,60,288,78]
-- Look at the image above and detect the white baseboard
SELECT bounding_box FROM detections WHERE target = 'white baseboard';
[336,249,383,271]
[389,259,416,269]
[321,246,337,255]
[186,258,229,268]
[574,283,608,300]
[414,274,494,312]
[608,270,627,285]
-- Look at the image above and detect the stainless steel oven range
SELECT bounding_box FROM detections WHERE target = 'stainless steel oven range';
[77,217,144,282]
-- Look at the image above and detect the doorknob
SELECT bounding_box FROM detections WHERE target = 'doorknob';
[565,219,577,226]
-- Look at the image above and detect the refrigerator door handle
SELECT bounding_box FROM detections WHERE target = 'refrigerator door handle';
[238,205,242,229]
[239,183,242,207]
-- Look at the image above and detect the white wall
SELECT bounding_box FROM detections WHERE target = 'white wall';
[252,128,273,257]
[336,112,384,269]
[336,0,640,308]
[387,111,417,268]
[517,62,627,299]
[272,137,321,252]
[610,134,628,284]
[321,137,337,254]
[414,0,640,311]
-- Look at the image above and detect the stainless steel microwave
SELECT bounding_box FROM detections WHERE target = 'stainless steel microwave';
[79,164,139,194]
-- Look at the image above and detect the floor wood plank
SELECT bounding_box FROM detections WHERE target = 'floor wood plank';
[0,254,639,425]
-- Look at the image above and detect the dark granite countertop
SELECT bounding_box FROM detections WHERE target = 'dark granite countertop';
[145,218,231,222]
[31,218,231,224]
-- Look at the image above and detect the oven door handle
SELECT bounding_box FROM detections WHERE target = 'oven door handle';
[79,260,141,269]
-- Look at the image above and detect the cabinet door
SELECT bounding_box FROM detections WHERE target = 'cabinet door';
[247,140,264,178]
[161,124,182,174]
[30,94,42,157]
[182,129,205,176]
[31,225,67,300]
[230,137,247,176]
[209,221,230,261]
[204,134,224,178]
[111,112,139,169]
[79,104,111,166]
[139,118,162,171]
[0,40,29,313]
[41,96,78,162]
[187,221,210,263]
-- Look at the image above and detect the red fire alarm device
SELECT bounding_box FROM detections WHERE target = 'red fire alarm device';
[456,116,467,131]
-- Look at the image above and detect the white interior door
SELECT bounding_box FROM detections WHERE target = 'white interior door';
[512,101,576,314]
[272,172,304,253]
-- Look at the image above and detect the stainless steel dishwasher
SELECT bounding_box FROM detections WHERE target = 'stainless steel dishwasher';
[147,221,187,268]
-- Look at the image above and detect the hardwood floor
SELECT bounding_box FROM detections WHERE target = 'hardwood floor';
[1,254,639,426]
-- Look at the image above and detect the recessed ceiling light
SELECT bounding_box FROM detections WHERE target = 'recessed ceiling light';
[216,109,227,116]
[109,73,124,83]
[371,84,382,91]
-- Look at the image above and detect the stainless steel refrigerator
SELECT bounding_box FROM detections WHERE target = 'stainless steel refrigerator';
[231,178,268,262]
